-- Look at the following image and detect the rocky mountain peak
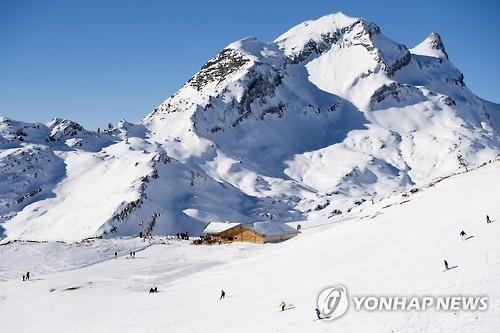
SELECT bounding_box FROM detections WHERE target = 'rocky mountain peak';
[274,12,379,62]
[411,32,448,59]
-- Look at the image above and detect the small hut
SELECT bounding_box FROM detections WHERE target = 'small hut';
[202,221,299,244]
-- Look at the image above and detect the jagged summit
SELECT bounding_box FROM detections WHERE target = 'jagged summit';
[411,32,448,59]
[274,12,378,58]
[273,11,411,81]
[151,12,412,120]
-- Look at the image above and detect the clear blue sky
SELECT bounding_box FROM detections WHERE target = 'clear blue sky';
[1,0,499,129]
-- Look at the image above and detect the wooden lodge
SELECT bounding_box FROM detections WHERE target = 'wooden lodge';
[202,221,299,244]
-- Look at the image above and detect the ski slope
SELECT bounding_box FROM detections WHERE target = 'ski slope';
[0,160,499,332]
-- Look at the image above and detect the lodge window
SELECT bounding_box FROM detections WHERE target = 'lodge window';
[228,236,234,241]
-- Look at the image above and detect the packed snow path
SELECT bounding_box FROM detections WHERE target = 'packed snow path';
[0,162,499,332]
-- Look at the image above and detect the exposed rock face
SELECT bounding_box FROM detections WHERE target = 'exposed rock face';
[285,29,345,64]
[370,83,425,109]
[426,32,448,59]
[189,49,251,91]
[47,118,85,142]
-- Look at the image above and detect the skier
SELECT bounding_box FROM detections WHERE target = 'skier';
[22,275,25,281]
[280,301,286,311]
[114,251,117,258]
[219,289,226,300]
[486,215,492,223]
[315,308,322,320]
[133,251,136,258]
[26,272,30,280]
[459,230,467,241]
[444,260,449,271]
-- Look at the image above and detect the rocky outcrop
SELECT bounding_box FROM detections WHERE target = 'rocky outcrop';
[426,32,448,59]
[370,83,425,109]
[47,118,84,142]
[189,49,250,91]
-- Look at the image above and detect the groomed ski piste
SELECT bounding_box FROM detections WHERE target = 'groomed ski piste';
[1,160,499,332]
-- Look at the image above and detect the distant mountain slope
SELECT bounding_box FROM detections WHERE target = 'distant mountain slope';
[1,12,499,242]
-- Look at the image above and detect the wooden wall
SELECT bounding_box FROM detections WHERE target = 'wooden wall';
[208,224,298,244]
[214,225,264,244]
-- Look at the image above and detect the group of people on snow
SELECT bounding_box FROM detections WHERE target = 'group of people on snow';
[147,212,497,320]
[113,251,137,259]
[215,214,496,317]
[141,210,495,324]
[444,214,494,271]
[22,271,30,281]
[176,232,189,240]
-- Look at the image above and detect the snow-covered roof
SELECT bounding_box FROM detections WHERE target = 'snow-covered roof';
[251,222,299,237]
[203,221,299,237]
[203,222,241,234]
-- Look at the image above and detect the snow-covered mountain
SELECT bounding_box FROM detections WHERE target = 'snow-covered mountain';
[1,12,499,242]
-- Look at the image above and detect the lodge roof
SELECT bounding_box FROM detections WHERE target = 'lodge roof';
[203,221,299,237]
[203,222,241,234]
[251,222,299,237]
